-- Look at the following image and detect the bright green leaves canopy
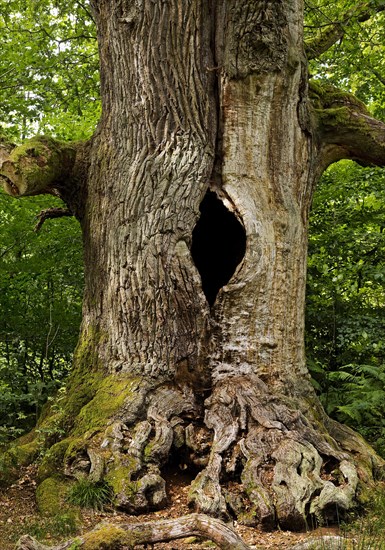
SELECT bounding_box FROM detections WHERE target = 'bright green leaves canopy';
[305,0,385,120]
[0,0,100,141]
[0,0,92,442]
[305,3,385,457]
[0,193,83,443]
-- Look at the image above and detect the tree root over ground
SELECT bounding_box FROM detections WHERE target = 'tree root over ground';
[15,515,348,550]
[15,514,249,549]
[188,375,383,530]
[6,374,383,546]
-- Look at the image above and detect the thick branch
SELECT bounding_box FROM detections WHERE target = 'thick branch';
[0,136,77,198]
[310,82,385,171]
[15,514,250,550]
[306,1,385,59]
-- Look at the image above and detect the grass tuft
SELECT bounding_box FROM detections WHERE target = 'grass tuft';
[66,478,113,511]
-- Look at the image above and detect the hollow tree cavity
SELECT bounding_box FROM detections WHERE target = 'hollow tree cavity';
[191,190,246,306]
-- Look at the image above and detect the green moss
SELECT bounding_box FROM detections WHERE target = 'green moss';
[68,540,83,550]
[5,136,76,195]
[238,508,257,526]
[60,327,108,425]
[63,437,88,464]
[36,477,71,516]
[72,376,140,435]
[0,438,41,485]
[82,525,133,550]
[0,450,19,486]
[143,441,156,461]
[14,426,39,445]
[38,438,72,482]
[315,106,354,127]
[12,439,40,465]
[105,462,139,497]
[309,81,369,114]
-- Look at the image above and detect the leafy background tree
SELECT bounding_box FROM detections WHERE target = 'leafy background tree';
[0,195,83,443]
[305,1,385,456]
[0,0,100,141]
[307,162,385,456]
[0,0,99,444]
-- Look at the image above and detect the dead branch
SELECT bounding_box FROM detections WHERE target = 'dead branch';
[34,207,73,232]
[15,514,251,550]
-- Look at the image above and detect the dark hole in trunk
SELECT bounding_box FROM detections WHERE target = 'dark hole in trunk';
[191,190,246,306]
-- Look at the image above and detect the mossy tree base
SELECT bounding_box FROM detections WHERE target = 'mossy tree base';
[5,369,382,533]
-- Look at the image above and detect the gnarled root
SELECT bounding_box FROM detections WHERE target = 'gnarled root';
[188,374,384,530]
[30,373,383,531]
[15,514,250,550]
[62,384,204,513]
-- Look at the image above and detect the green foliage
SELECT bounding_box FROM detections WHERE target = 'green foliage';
[340,485,385,548]
[0,0,100,141]
[307,11,384,369]
[0,0,93,445]
[305,1,385,121]
[0,193,83,444]
[66,478,113,511]
[307,160,385,456]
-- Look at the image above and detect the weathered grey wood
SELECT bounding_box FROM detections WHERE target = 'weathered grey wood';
[15,514,251,550]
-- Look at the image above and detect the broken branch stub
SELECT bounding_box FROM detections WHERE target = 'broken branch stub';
[0,136,76,197]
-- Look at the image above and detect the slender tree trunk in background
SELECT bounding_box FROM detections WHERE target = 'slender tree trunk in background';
[2,0,383,532]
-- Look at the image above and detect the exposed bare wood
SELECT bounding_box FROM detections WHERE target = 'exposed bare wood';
[15,514,250,550]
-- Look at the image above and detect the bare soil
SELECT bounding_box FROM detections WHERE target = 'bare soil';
[0,465,342,549]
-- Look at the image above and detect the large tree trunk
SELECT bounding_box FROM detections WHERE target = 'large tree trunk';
[2,0,384,533]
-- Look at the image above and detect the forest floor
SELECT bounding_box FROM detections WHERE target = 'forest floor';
[0,465,347,550]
